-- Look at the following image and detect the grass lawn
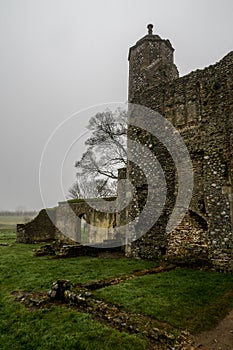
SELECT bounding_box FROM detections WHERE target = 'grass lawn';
[0,229,155,350]
[95,269,233,333]
[1,229,233,349]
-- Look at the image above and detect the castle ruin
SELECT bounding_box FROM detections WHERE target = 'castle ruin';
[17,25,233,271]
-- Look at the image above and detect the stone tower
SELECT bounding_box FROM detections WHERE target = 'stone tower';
[125,25,180,258]
[128,24,179,102]
[126,26,233,270]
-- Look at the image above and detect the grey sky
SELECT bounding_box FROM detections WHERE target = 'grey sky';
[0,0,232,211]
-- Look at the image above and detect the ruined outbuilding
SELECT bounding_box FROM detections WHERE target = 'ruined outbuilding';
[17,25,233,271]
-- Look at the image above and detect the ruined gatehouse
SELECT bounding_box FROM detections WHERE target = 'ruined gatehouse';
[17,25,233,271]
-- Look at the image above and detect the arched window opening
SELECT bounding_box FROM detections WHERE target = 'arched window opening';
[80,214,88,244]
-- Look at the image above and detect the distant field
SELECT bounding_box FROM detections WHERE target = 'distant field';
[0,214,36,229]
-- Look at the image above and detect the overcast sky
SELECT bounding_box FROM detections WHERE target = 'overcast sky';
[0,0,232,211]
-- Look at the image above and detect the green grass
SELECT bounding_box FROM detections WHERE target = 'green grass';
[0,228,16,243]
[1,229,233,349]
[0,229,155,349]
[0,304,147,350]
[0,230,156,292]
[95,269,233,333]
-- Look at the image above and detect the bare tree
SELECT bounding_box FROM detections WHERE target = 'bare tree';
[67,177,117,199]
[67,108,127,199]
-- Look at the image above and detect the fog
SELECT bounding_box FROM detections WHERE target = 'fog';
[0,0,232,210]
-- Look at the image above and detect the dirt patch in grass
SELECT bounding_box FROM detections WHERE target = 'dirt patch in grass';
[79,264,176,290]
[194,310,233,350]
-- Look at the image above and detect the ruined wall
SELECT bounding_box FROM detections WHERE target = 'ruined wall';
[16,208,56,243]
[165,210,209,268]
[16,27,233,271]
[16,198,118,246]
[55,199,117,246]
[127,51,233,270]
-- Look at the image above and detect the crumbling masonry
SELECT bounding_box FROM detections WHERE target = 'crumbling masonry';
[17,25,233,271]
